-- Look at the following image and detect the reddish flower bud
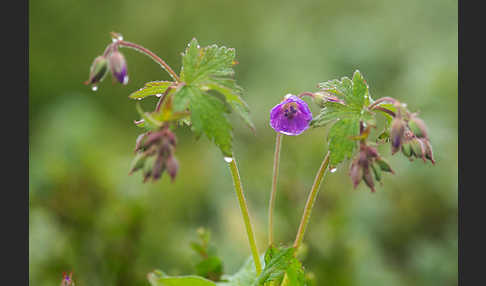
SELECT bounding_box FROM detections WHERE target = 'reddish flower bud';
[390,118,406,154]
[363,168,376,192]
[108,50,128,85]
[84,56,108,86]
[350,160,363,188]
[423,139,436,164]
[166,155,179,181]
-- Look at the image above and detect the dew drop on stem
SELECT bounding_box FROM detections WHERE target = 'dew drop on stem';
[224,156,233,163]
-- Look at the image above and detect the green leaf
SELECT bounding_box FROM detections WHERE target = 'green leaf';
[129,81,174,99]
[310,102,354,127]
[181,38,236,85]
[136,103,163,131]
[172,85,193,112]
[252,246,296,286]
[148,271,217,286]
[313,71,377,166]
[327,118,360,166]
[350,70,370,107]
[216,255,262,286]
[195,256,224,281]
[201,81,255,131]
[285,259,307,286]
[188,87,233,157]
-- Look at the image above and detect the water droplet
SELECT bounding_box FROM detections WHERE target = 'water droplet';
[137,98,142,101]
[197,45,201,49]
[155,93,162,98]
[91,85,98,91]
[123,75,129,85]
[117,35,123,41]
[284,93,293,99]
[223,156,233,163]
[330,167,337,173]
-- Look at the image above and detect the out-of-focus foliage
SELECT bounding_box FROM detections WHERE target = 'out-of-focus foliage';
[29,0,457,285]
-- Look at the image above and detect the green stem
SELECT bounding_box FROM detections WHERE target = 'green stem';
[293,151,331,250]
[268,133,282,246]
[227,157,262,275]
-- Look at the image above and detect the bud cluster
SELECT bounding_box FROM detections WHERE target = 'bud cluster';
[390,112,435,164]
[84,44,128,88]
[129,126,179,182]
[349,142,394,193]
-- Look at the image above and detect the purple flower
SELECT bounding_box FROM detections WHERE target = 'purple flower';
[270,94,312,135]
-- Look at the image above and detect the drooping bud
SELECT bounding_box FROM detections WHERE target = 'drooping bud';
[349,143,389,192]
[350,159,363,188]
[410,137,426,161]
[363,168,376,192]
[108,50,128,85]
[408,115,429,139]
[390,117,406,154]
[375,157,394,174]
[84,56,108,86]
[423,139,435,164]
[166,155,179,181]
[370,162,382,182]
[130,126,180,183]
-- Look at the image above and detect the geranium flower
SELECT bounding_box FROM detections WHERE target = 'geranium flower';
[270,94,312,136]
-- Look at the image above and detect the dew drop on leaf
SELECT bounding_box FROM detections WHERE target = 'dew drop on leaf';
[155,94,162,98]
[91,85,98,91]
[223,156,233,163]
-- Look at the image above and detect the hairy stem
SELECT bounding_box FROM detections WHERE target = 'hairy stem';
[227,157,262,275]
[116,40,180,82]
[268,133,282,246]
[368,97,400,109]
[293,151,331,250]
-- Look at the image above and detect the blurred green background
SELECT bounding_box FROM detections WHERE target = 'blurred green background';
[29,0,457,285]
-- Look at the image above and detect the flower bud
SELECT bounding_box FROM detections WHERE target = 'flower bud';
[363,168,376,193]
[410,138,426,161]
[166,155,179,181]
[350,160,363,188]
[401,142,413,158]
[84,56,108,85]
[371,162,382,182]
[408,115,428,139]
[108,50,128,85]
[423,139,435,164]
[129,152,147,175]
[390,118,406,154]
[375,157,394,173]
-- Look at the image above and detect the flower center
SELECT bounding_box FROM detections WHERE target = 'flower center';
[283,102,298,119]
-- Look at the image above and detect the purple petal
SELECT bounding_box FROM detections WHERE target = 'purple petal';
[269,95,313,136]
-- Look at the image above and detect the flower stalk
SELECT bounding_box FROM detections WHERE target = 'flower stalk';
[227,157,262,275]
[268,133,282,246]
[293,151,331,250]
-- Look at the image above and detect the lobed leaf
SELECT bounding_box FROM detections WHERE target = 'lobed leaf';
[129,81,174,99]
[327,118,360,166]
[188,87,233,157]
